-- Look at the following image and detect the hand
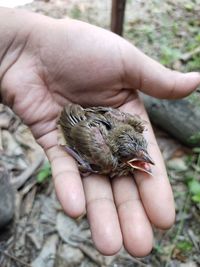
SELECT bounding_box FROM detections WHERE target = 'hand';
[1,14,200,256]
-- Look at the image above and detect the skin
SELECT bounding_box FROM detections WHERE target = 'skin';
[0,7,200,257]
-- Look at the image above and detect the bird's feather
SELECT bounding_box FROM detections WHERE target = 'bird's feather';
[58,104,152,177]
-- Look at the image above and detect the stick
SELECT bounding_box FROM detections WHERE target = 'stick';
[180,46,200,61]
[11,154,44,189]
[0,248,31,267]
[111,0,126,35]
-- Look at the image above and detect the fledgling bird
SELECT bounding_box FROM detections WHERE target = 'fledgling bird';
[58,104,154,178]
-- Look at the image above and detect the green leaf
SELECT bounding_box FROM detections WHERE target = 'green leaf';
[193,147,200,153]
[176,241,193,252]
[154,244,164,254]
[189,132,200,143]
[36,163,51,183]
[195,33,200,43]
[188,179,200,195]
[192,194,200,203]
[160,46,181,66]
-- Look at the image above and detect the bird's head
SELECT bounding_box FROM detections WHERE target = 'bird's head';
[111,127,154,174]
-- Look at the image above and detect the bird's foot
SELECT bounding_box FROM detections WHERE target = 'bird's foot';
[60,145,95,174]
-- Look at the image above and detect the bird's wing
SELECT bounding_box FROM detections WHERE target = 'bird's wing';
[85,106,113,114]
[58,104,86,145]
[71,121,116,172]
[84,107,112,130]
[94,107,146,133]
[70,121,93,157]
[59,104,86,126]
[85,106,145,133]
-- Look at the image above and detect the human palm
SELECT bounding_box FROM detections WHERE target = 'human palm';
[1,17,200,256]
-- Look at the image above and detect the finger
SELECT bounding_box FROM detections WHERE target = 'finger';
[83,174,122,255]
[112,175,153,257]
[120,99,175,229]
[119,40,200,98]
[46,145,86,218]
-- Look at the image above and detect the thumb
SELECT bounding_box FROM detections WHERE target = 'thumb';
[120,40,200,99]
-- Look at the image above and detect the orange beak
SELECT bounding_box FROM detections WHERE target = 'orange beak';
[127,150,154,175]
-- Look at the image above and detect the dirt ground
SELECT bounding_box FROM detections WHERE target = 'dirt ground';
[0,0,200,266]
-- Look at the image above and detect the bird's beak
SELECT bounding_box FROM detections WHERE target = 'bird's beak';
[137,149,155,165]
[127,150,155,175]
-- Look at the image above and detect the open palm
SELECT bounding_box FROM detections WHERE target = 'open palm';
[1,17,200,256]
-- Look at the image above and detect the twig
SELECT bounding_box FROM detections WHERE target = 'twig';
[11,154,44,189]
[77,244,103,266]
[0,248,31,267]
[187,229,199,251]
[194,152,200,178]
[180,46,200,61]
[111,0,126,35]
[21,179,37,197]
[164,193,190,267]
[0,128,2,150]
[119,254,149,267]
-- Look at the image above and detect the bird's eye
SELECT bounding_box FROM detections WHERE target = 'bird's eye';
[90,164,102,172]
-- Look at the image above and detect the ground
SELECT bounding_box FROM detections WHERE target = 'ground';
[0,0,200,266]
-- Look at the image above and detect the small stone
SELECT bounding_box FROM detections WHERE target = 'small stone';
[0,167,15,229]
[32,234,58,267]
[167,157,187,172]
[2,130,24,156]
[56,212,78,243]
[180,262,197,267]
[57,244,84,267]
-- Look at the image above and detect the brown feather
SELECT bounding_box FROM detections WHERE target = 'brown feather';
[58,104,153,177]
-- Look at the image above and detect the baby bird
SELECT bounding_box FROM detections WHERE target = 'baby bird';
[58,104,154,178]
